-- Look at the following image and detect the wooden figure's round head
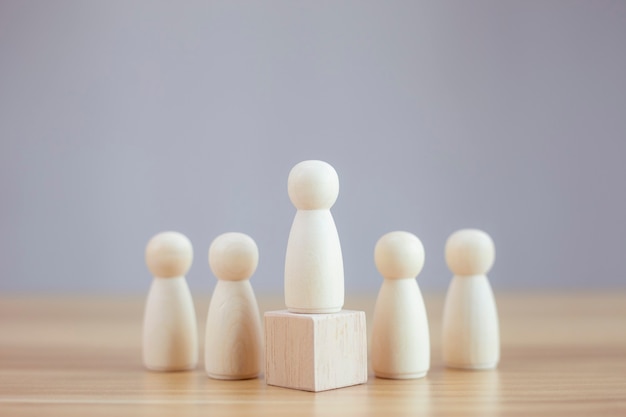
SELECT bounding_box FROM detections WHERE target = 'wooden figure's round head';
[445,229,495,276]
[288,160,339,210]
[375,231,425,280]
[209,232,259,281]
[145,231,193,278]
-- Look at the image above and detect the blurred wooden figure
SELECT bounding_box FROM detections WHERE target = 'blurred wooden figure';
[143,231,198,371]
[371,231,430,379]
[442,229,499,370]
[205,232,263,380]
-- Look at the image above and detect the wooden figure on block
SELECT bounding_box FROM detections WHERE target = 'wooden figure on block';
[205,232,263,380]
[285,160,344,313]
[442,229,499,370]
[371,231,430,379]
[264,159,368,392]
[265,310,367,392]
[143,231,198,371]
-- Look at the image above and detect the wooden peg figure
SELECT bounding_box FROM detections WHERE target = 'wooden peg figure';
[143,231,198,371]
[442,229,499,370]
[285,160,344,313]
[371,231,430,379]
[205,232,263,380]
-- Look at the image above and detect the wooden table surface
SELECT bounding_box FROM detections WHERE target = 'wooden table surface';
[1,293,625,416]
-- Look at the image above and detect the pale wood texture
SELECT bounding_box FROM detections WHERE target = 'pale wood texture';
[205,281,262,380]
[372,279,430,379]
[1,293,626,416]
[265,310,367,392]
[205,233,263,380]
[372,231,430,379]
[442,275,499,369]
[143,278,198,371]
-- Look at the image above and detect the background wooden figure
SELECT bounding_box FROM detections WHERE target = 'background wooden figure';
[442,229,499,370]
[205,232,263,380]
[371,231,430,379]
[143,231,198,371]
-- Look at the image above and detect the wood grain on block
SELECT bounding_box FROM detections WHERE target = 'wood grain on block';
[265,310,367,392]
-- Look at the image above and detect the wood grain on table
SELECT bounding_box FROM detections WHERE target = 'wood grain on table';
[1,293,625,416]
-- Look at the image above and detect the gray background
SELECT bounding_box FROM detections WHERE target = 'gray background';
[1,1,625,294]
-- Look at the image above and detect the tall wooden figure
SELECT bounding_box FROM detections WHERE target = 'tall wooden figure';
[143,231,198,371]
[205,232,263,380]
[442,229,499,370]
[265,160,367,392]
[371,231,430,379]
[284,160,344,313]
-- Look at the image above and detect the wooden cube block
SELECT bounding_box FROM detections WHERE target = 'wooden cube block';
[264,310,368,392]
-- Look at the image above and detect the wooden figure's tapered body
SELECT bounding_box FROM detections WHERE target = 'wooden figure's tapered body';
[143,231,198,371]
[205,232,263,380]
[205,280,263,379]
[143,277,198,371]
[372,278,430,378]
[285,209,344,313]
[442,275,499,369]
[284,160,344,314]
[442,229,499,370]
[371,231,430,379]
